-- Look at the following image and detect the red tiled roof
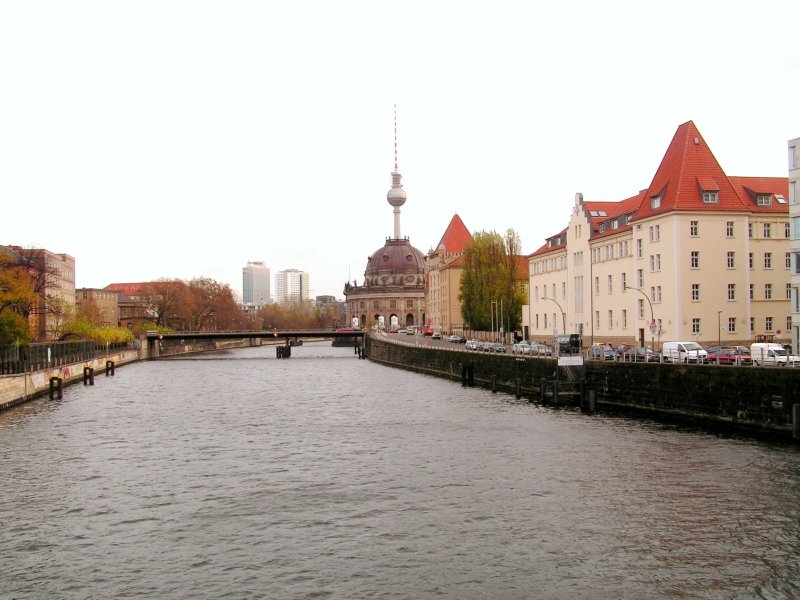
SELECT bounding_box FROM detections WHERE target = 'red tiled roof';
[105,283,149,296]
[729,177,790,214]
[635,121,749,218]
[435,214,473,253]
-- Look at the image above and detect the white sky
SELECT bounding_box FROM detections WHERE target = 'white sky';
[2,0,798,300]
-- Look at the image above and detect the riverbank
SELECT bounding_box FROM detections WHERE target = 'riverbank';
[366,334,800,440]
[0,336,281,412]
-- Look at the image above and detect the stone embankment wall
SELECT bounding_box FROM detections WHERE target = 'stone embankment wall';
[0,337,268,412]
[366,336,799,438]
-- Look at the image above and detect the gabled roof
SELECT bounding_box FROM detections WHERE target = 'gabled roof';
[728,177,790,214]
[435,214,472,254]
[635,121,749,219]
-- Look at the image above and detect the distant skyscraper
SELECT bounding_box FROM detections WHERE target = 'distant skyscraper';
[242,261,270,304]
[275,269,310,304]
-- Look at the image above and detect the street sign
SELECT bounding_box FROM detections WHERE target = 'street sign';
[649,320,657,335]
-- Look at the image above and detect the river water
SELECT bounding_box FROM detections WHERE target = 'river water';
[2,342,799,599]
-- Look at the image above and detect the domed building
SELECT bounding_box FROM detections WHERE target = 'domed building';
[344,130,426,329]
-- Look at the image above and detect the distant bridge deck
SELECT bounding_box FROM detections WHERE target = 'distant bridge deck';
[145,329,365,342]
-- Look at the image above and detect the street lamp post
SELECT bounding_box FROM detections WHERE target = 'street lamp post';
[717,310,722,348]
[542,297,566,334]
[625,285,656,351]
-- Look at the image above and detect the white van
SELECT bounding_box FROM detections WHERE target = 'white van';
[660,341,708,363]
[750,343,800,367]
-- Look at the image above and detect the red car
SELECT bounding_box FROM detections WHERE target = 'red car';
[708,347,752,365]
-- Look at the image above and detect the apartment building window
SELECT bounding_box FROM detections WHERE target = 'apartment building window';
[692,318,701,334]
[655,254,661,270]
[535,314,539,329]
[765,283,772,300]
[636,239,643,258]
[544,314,548,330]
[764,252,772,269]
[764,223,772,238]
[750,284,754,299]
[651,195,661,209]
[406,299,413,308]
[389,300,397,309]
[756,195,772,206]
[726,221,734,237]
[691,251,699,268]
[622,309,627,328]
[749,253,753,268]
[787,283,793,300]
[595,311,600,328]
[786,252,791,269]
[608,275,613,294]
[765,316,773,331]
[637,269,644,288]
[608,310,613,329]
[728,317,736,333]
[750,317,755,332]
[535,286,539,301]
[562,282,566,299]
[650,286,656,304]
[655,286,662,302]
[621,272,627,290]
[373,300,381,309]
[727,252,735,268]
[360,301,365,309]
[702,191,719,204]
[594,277,599,295]
[690,221,699,236]
[638,299,644,319]
[788,316,793,331]
[692,284,700,301]
[654,225,660,240]
[748,223,753,238]
[728,284,736,300]
[786,223,791,238]
[648,226,654,241]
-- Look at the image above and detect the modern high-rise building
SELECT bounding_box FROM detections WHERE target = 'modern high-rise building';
[242,261,270,304]
[275,269,310,305]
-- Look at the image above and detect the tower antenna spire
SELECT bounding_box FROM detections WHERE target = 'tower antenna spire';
[393,103,398,172]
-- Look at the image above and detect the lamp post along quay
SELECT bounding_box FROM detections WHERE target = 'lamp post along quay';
[624,284,657,350]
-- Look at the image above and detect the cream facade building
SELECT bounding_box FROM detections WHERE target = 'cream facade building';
[790,137,800,353]
[524,121,791,350]
[424,214,472,335]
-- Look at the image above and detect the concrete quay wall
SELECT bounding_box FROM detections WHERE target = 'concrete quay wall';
[0,337,263,412]
[366,336,800,439]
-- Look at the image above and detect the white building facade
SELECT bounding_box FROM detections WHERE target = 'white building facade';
[275,269,310,305]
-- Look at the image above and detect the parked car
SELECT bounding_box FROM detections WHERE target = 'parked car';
[708,347,752,365]
[620,346,657,362]
[588,344,616,361]
[397,328,407,334]
[529,342,551,357]
[406,328,416,335]
[491,343,506,353]
[750,343,800,366]
[465,339,479,351]
[661,341,708,363]
[478,341,492,352]
[512,341,531,355]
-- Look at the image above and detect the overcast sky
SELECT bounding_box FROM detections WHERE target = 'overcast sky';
[2,0,798,300]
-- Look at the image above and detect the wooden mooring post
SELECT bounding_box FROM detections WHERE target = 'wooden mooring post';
[793,404,800,440]
[83,366,94,385]
[106,360,115,376]
[49,376,62,400]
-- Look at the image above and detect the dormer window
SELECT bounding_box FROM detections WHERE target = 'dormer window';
[651,195,661,209]
[756,195,772,206]
[698,177,719,204]
[611,219,618,229]
[599,223,606,233]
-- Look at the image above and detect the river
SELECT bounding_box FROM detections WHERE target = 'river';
[1,342,799,599]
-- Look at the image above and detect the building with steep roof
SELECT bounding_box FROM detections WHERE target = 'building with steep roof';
[790,137,800,353]
[425,214,473,335]
[344,114,426,329]
[524,121,791,350]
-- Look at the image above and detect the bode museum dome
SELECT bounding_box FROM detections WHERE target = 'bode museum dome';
[344,136,426,329]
